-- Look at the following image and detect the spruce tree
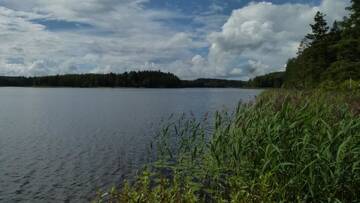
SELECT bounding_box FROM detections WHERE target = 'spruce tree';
[330,21,341,33]
[347,0,360,36]
[348,0,360,24]
[306,11,329,43]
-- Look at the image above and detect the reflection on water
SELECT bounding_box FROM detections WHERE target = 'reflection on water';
[0,88,262,202]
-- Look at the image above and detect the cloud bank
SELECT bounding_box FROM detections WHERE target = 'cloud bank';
[203,0,350,80]
[0,0,351,79]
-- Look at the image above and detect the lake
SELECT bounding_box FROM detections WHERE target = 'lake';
[0,88,262,202]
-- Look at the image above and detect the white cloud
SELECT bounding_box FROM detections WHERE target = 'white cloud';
[0,0,352,80]
[230,68,243,76]
[198,0,350,80]
[0,0,205,76]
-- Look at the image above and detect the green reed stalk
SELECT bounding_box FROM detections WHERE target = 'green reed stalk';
[95,90,360,203]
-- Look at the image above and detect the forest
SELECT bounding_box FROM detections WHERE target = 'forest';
[0,71,247,88]
[0,71,181,88]
[247,72,285,88]
[248,0,360,89]
[284,1,360,89]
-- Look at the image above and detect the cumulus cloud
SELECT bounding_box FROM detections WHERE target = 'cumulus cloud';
[0,0,352,79]
[200,0,350,80]
[0,0,204,76]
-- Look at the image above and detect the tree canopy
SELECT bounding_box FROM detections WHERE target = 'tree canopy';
[0,71,247,88]
[306,11,329,43]
[284,2,360,89]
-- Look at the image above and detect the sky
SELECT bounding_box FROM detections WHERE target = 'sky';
[0,0,350,80]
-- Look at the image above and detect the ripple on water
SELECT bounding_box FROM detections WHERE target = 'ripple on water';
[0,88,262,202]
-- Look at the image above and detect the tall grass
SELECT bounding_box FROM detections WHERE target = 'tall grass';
[95,90,360,203]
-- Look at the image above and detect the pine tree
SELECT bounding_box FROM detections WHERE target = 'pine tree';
[328,21,342,42]
[346,0,360,36]
[284,1,360,88]
[306,11,329,43]
[348,0,360,24]
[330,21,341,33]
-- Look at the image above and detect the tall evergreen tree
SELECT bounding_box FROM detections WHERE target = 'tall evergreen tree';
[306,11,329,43]
[285,4,360,88]
[346,0,360,36]
[348,0,360,24]
[328,21,342,43]
[330,21,341,34]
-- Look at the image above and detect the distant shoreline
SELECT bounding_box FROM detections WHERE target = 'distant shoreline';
[0,86,266,89]
[0,70,284,88]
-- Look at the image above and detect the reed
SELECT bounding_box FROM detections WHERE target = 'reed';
[95,90,360,203]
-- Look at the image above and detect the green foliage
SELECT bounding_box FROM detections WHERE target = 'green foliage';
[248,72,285,88]
[345,0,360,37]
[284,3,360,89]
[319,79,360,91]
[306,11,329,43]
[322,60,360,82]
[96,90,360,202]
[285,40,335,88]
[0,71,247,88]
[333,38,360,61]
[182,79,246,88]
[0,71,181,88]
[94,170,198,203]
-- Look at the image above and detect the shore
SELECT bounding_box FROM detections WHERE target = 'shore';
[95,89,360,202]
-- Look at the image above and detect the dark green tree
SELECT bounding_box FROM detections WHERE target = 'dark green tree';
[348,0,360,27]
[306,11,329,43]
[330,21,341,34]
[296,12,330,57]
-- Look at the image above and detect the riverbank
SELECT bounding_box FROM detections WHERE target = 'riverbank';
[96,90,360,202]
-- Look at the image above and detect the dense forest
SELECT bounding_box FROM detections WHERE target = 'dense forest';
[0,71,247,88]
[284,0,360,88]
[182,78,246,88]
[0,71,181,88]
[246,0,360,89]
[247,72,285,88]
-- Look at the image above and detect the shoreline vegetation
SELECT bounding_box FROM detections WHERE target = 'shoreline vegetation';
[94,1,360,202]
[95,90,360,202]
[0,72,249,88]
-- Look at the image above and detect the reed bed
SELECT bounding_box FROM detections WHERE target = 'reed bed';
[95,90,360,203]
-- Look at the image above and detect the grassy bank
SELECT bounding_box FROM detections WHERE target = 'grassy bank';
[95,90,360,202]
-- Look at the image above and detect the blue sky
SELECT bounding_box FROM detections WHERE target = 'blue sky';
[0,0,349,79]
[145,0,320,14]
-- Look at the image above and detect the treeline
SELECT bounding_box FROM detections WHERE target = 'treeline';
[248,72,285,88]
[4,1,359,90]
[182,78,246,88]
[284,0,360,88]
[0,71,247,88]
[0,71,181,88]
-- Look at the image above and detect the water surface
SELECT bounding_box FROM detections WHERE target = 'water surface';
[0,88,262,202]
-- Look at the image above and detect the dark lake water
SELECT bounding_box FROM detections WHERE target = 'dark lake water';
[0,88,262,202]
